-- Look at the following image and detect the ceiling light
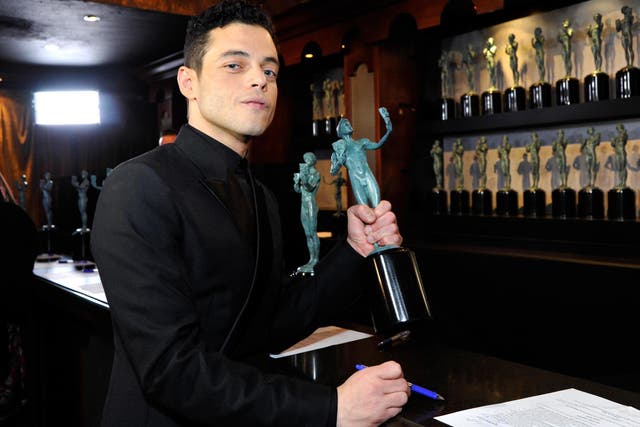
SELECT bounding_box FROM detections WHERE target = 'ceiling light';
[83,14,101,22]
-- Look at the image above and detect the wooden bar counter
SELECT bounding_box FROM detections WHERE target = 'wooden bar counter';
[31,261,640,427]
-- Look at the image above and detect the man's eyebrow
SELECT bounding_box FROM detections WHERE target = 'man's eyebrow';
[263,56,280,67]
[220,50,279,67]
[220,50,250,58]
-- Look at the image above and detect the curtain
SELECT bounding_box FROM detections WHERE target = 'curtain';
[0,90,34,216]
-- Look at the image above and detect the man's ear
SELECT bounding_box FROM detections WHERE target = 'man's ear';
[177,66,196,99]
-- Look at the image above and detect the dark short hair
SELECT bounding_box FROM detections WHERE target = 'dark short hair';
[184,0,278,74]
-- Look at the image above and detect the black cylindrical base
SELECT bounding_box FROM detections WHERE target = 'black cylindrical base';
[312,120,322,137]
[607,187,636,220]
[495,189,518,216]
[449,189,470,215]
[460,93,480,118]
[584,72,610,102]
[577,187,604,219]
[366,247,433,334]
[529,82,552,108]
[481,89,502,115]
[504,86,526,112]
[471,188,493,215]
[431,188,448,215]
[441,98,455,120]
[523,189,546,217]
[552,187,576,218]
[615,66,640,99]
[555,77,580,105]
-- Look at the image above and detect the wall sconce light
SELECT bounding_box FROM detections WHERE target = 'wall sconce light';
[301,41,322,62]
[340,28,359,55]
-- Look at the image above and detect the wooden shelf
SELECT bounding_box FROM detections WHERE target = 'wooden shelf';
[411,214,640,268]
[423,96,640,136]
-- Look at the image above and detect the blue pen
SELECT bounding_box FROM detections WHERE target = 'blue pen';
[355,364,445,401]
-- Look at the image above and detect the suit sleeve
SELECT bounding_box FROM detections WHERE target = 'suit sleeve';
[91,162,337,427]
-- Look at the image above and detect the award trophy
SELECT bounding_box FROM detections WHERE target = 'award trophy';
[460,44,480,117]
[504,34,526,112]
[495,136,517,216]
[471,136,492,215]
[438,50,455,120]
[330,107,432,334]
[15,173,28,210]
[551,129,576,218]
[71,170,96,270]
[322,79,340,139]
[90,167,113,191]
[450,138,470,215]
[584,13,609,102]
[292,152,321,276]
[607,123,636,220]
[481,37,502,114]
[36,171,61,262]
[530,27,552,108]
[615,6,640,98]
[310,83,324,138]
[577,128,604,219]
[430,140,448,214]
[523,132,546,217]
[556,19,580,105]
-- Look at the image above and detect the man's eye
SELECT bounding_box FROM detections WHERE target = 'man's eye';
[264,69,278,79]
[225,64,241,70]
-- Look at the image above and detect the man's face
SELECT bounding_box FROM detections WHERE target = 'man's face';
[180,23,279,150]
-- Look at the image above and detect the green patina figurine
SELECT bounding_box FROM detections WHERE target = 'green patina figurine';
[90,168,113,191]
[611,123,629,188]
[587,13,604,72]
[526,132,542,190]
[71,169,91,232]
[438,50,451,98]
[452,138,465,190]
[40,171,54,229]
[15,174,28,210]
[462,44,477,93]
[497,135,512,190]
[330,106,392,208]
[475,136,488,190]
[483,37,498,89]
[552,129,570,188]
[558,18,574,77]
[616,5,635,68]
[581,127,601,188]
[430,140,444,189]
[505,34,520,86]
[532,27,546,82]
[293,152,321,274]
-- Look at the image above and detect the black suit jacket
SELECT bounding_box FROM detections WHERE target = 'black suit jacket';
[91,125,365,427]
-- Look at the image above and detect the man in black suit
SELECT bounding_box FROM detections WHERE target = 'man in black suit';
[91,1,409,426]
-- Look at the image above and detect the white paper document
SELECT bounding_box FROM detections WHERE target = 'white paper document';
[435,388,640,427]
[270,326,372,359]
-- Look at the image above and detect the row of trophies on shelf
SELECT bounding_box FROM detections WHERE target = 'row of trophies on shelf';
[13,168,112,262]
[310,78,345,139]
[439,4,639,118]
[429,123,636,220]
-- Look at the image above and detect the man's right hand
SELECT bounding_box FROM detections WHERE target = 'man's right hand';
[336,361,410,427]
